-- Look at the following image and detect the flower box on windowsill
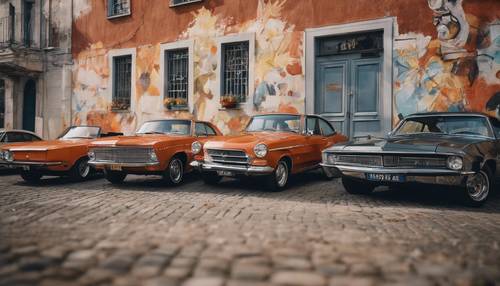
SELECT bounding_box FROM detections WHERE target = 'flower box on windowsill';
[220,95,244,109]
[164,98,188,111]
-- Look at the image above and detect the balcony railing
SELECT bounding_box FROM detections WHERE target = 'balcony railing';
[0,13,35,49]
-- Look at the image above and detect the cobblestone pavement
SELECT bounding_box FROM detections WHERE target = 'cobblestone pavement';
[0,170,499,286]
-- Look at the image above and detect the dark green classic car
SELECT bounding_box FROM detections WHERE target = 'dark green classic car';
[321,112,500,206]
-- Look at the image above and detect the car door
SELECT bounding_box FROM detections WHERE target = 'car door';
[490,118,500,177]
[304,116,325,167]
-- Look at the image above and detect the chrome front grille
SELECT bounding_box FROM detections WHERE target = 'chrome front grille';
[207,149,249,166]
[336,154,383,167]
[332,154,447,169]
[93,147,153,164]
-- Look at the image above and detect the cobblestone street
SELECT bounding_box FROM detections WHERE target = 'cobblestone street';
[0,171,499,286]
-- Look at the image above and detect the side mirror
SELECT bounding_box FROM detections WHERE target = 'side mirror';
[306,130,314,136]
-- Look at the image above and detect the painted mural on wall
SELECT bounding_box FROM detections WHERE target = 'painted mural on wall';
[72,0,303,135]
[394,0,500,121]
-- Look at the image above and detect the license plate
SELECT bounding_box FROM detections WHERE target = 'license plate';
[217,170,234,177]
[366,173,405,182]
[109,165,122,171]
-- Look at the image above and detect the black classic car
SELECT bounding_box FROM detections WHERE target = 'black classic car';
[321,112,500,206]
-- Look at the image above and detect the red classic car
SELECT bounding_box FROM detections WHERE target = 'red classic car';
[0,126,117,183]
[191,114,348,190]
[88,119,221,185]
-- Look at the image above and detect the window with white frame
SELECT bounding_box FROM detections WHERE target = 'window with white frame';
[169,0,202,7]
[107,0,130,18]
[112,55,132,110]
[164,48,189,110]
[221,41,249,108]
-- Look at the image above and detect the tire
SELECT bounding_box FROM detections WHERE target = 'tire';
[341,176,375,195]
[105,170,127,184]
[265,159,290,191]
[20,171,42,184]
[162,156,184,186]
[202,172,222,185]
[69,157,91,181]
[462,167,492,207]
[321,167,338,180]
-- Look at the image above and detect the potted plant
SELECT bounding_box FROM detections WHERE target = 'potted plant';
[221,95,238,109]
[164,98,188,110]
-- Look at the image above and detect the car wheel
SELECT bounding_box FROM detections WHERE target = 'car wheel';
[321,167,338,180]
[463,167,492,207]
[20,171,42,184]
[163,156,184,186]
[105,170,127,184]
[69,158,91,181]
[266,159,289,191]
[202,172,222,185]
[341,176,375,195]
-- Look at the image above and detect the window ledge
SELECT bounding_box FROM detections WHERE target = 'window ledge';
[107,12,131,20]
[169,0,203,7]
[111,108,131,113]
[166,107,189,111]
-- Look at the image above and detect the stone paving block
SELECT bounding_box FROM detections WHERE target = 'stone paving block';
[271,271,327,286]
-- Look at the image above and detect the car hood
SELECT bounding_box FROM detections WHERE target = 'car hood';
[327,134,488,154]
[90,134,189,147]
[204,132,302,149]
[3,139,90,151]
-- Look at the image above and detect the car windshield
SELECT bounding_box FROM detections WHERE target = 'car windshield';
[246,115,301,133]
[60,126,101,140]
[136,120,191,135]
[394,116,493,138]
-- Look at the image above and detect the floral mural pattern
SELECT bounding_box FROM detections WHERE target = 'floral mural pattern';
[72,0,499,135]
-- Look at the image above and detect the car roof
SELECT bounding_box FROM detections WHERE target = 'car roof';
[0,129,40,137]
[407,111,492,119]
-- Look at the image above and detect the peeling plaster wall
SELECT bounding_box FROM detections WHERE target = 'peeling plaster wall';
[72,0,500,135]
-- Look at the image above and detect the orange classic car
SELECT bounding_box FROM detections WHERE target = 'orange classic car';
[190,114,348,190]
[88,119,221,185]
[0,126,114,183]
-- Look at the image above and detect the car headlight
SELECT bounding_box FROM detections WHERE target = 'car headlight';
[192,141,202,155]
[88,150,96,161]
[254,143,268,158]
[149,149,159,162]
[0,151,4,161]
[447,156,463,170]
[4,151,13,162]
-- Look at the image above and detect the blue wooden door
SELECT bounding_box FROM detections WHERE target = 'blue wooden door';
[315,54,381,138]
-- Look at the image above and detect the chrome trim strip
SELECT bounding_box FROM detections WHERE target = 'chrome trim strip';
[320,163,474,175]
[0,161,63,166]
[269,145,305,151]
[191,161,274,174]
[323,150,459,156]
[88,161,160,167]
[9,148,49,152]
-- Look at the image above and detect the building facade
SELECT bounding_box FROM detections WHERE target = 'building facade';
[71,0,499,137]
[0,0,72,139]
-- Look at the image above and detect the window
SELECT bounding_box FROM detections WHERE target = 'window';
[195,123,217,137]
[489,118,500,139]
[165,48,189,110]
[137,120,191,136]
[319,119,336,136]
[395,116,494,138]
[112,55,132,110]
[221,41,249,107]
[0,79,4,128]
[107,0,130,18]
[306,117,321,135]
[170,0,202,7]
[246,115,301,133]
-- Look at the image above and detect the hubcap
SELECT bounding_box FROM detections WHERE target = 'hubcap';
[79,161,90,178]
[466,171,489,202]
[275,162,288,187]
[170,159,183,183]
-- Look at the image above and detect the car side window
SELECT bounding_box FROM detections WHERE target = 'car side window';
[319,119,335,136]
[490,118,500,139]
[306,117,321,135]
[205,124,217,136]
[6,132,24,142]
[195,123,207,137]
[24,134,40,141]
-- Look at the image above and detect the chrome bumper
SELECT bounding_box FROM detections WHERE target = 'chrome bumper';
[321,163,474,186]
[0,161,63,167]
[88,161,160,168]
[190,161,274,175]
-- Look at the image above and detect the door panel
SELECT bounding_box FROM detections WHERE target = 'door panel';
[351,59,381,138]
[315,59,349,136]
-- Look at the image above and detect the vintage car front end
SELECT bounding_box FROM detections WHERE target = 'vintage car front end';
[88,146,162,173]
[0,147,66,171]
[321,149,475,187]
[190,141,275,176]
